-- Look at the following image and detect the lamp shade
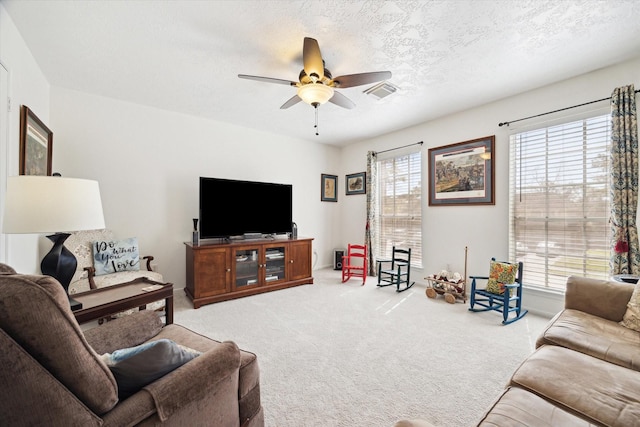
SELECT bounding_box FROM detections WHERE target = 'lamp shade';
[297,83,334,105]
[2,176,105,234]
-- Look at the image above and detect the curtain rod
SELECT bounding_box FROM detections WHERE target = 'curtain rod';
[498,89,640,127]
[374,141,423,155]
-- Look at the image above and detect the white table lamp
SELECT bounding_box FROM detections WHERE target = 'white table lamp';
[2,175,105,309]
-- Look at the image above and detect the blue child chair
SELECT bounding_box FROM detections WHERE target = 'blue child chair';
[468,258,528,325]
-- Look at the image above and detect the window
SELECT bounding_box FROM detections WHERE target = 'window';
[509,114,611,291]
[375,150,422,267]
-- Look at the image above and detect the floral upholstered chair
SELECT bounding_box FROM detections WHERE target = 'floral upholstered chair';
[65,229,165,316]
[66,229,163,294]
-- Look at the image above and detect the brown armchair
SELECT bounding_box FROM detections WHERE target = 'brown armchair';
[0,264,264,426]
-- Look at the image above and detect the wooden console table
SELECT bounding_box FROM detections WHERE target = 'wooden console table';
[72,277,173,325]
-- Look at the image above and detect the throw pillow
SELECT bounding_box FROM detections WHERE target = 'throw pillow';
[486,261,519,295]
[620,282,640,332]
[93,237,140,276]
[101,339,201,400]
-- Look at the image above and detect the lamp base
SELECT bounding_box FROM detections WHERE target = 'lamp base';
[41,233,79,310]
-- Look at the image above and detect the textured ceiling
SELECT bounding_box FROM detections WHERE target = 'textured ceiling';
[4,0,640,146]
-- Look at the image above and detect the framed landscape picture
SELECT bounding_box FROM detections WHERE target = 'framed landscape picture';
[346,172,366,195]
[19,106,53,176]
[428,136,495,206]
[321,174,338,202]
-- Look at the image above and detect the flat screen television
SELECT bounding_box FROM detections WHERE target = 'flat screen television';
[199,177,293,239]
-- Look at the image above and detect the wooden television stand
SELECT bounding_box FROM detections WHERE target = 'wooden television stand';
[185,237,314,308]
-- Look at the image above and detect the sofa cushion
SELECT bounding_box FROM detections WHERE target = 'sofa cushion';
[84,309,165,355]
[102,338,200,400]
[620,281,640,331]
[564,276,634,322]
[510,345,640,426]
[486,261,518,295]
[536,308,640,371]
[477,386,593,426]
[0,273,118,414]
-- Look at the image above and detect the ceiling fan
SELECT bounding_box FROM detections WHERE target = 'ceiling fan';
[238,37,392,111]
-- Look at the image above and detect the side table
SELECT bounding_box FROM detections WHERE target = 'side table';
[72,277,173,325]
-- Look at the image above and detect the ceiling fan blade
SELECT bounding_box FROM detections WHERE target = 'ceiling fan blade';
[238,74,297,86]
[332,71,392,88]
[280,95,302,109]
[303,37,324,81]
[328,91,355,109]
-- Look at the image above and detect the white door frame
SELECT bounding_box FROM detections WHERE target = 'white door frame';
[0,61,10,263]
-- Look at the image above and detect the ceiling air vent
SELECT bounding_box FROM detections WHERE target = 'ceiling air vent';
[363,81,398,100]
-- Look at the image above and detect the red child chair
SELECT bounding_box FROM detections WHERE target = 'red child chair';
[342,244,368,285]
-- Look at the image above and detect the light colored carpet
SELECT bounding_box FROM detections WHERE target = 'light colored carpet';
[173,268,551,427]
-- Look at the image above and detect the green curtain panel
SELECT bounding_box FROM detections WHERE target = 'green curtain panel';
[610,84,639,275]
[366,151,378,276]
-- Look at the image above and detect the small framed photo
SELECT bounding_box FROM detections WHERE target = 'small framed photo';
[19,106,53,176]
[428,135,495,206]
[346,172,366,195]
[321,173,338,202]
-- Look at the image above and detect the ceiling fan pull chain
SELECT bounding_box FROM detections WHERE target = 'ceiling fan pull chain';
[314,104,319,136]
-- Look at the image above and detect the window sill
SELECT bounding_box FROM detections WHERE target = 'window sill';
[522,285,565,318]
[523,284,565,296]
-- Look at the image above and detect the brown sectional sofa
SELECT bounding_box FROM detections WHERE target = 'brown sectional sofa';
[478,276,640,426]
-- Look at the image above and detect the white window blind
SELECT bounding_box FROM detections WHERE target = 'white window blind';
[509,114,611,291]
[375,150,423,267]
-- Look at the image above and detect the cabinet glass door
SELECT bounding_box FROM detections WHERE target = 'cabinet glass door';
[265,245,286,283]
[234,248,259,288]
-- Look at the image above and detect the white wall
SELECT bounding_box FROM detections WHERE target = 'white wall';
[340,56,640,316]
[50,87,341,286]
[3,0,640,317]
[0,3,50,272]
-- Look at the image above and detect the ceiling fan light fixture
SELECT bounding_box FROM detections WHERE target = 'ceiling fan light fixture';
[297,84,334,106]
